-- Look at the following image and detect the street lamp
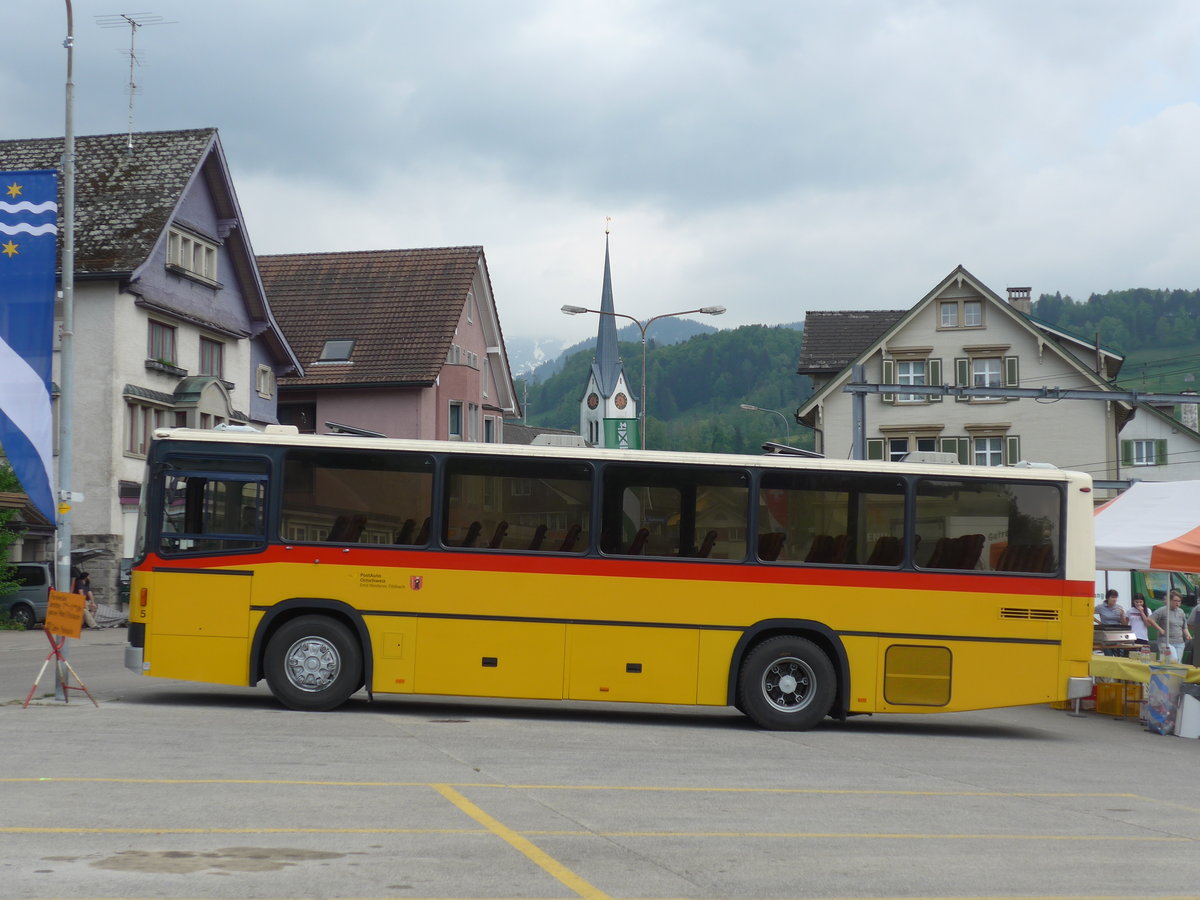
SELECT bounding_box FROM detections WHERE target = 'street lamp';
[739,403,791,444]
[561,303,726,449]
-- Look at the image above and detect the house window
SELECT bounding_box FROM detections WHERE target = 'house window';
[589,420,599,444]
[972,357,1001,389]
[938,299,983,329]
[1125,439,1166,467]
[888,438,909,461]
[126,402,166,455]
[448,401,463,439]
[148,321,177,364]
[896,359,925,403]
[318,339,355,362]
[446,344,461,365]
[466,292,474,324]
[973,437,1004,466]
[483,417,495,443]
[482,364,489,399]
[468,403,479,441]
[167,227,218,282]
[199,337,224,379]
[256,365,274,399]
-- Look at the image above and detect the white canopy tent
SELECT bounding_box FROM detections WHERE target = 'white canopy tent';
[1093,480,1200,571]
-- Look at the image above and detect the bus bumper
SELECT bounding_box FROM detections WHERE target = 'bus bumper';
[1066,676,1092,700]
[124,643,144,674]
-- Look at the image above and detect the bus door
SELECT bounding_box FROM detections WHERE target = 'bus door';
[144,459,268,685]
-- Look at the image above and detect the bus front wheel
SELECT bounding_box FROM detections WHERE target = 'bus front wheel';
[737,636,835,730]
[264,615,363,711]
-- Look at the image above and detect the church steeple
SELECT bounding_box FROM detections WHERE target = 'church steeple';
[577,224,639,449]
[592,230,621,397]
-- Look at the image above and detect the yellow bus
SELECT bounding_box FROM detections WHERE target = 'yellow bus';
[124,427,1095,729]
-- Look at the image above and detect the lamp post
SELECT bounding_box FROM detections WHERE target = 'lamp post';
[739,403,791,444]
[561,304,726,449]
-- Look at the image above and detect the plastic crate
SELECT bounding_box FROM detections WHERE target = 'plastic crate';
[1095,682,1142,717]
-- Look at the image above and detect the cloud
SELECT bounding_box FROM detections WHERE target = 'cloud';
[7,0,1200,341]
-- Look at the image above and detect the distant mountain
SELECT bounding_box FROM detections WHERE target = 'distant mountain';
[518,317,785,385]
[504,336,570,380]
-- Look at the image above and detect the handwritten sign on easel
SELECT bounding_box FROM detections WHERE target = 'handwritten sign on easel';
[45,590,84,640]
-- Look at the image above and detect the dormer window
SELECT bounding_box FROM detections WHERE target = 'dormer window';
[318,339,355,362]
[167,227,218,283]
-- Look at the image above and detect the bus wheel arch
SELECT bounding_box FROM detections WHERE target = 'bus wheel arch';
[263,613,363,711]
[252,600,373,708]
[729,621,848,728]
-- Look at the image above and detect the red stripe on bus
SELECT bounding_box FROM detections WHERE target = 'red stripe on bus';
[139,547,1092,598]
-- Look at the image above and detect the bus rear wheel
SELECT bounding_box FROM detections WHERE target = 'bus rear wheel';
[737,636,835,730]
[264,615,362,711]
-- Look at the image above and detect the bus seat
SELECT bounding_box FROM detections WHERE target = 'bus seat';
[805,534,833,563]
[925,537,951,568]
[328,514,366,543]
[696,530,718,558]
[394,518,416,545]
[488,520,509,549]
[415,517,430,545]
[758,532,786,561]
[829,533,849,563]
[626,527,650,555]
[461,521,483,548]
[867,535,901,566]
[957,534,985,569]
[558,523,582,553]
[528,523,548,551]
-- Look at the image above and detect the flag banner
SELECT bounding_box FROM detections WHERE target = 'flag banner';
[0,170,58,522]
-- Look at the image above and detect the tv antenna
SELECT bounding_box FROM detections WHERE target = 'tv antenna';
[95,12,177,153]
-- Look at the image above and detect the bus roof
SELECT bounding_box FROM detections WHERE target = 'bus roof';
[151,427,1092,487]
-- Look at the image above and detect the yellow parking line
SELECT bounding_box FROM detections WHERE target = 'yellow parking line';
[432,783,611,900]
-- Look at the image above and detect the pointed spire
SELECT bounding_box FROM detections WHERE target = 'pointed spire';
[593,225,621,396]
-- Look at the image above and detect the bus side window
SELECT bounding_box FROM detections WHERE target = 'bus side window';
[758,471,906,567]
[159,468,267,556]
[443,457,592,554]
[281,449,433,546]
[914,478,1061,574]
[601,464,748,560]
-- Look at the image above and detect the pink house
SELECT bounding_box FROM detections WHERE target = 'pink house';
[258,247,520,440]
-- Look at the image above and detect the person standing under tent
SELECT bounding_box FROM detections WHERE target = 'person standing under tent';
[1151,590,1191,662]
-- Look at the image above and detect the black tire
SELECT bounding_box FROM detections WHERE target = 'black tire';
[9,604,35,629]
[264,615,363,711]
[737,635,835,730]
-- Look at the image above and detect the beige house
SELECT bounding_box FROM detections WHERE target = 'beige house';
[797,265,1130,482]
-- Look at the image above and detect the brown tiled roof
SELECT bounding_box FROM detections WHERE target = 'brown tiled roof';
[796,310,906,374]
[0,129,216,273]
[257,247,483,387]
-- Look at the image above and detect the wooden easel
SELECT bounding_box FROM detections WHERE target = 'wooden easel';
[22,590,98,708]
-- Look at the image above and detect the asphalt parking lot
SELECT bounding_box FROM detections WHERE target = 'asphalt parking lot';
[2,626,1199,900]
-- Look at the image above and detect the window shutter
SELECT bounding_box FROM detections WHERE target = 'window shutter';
[1156,439,1168,466]
[1121,440,1132,467]
[1005,435,1021,465]
[928,358,943,402]
[941,437,970,464]
[955,358,969,401]
[866,438,885,460]
[881,359,895,404]
[1004,356,1020,388]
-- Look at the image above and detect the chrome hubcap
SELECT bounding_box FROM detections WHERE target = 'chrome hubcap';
[283,637,341,692]
[761,656,815,713]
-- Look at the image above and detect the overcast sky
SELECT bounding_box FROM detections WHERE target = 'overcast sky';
[7,1,1200,344]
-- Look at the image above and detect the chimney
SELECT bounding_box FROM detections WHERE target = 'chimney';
[1007,286,1032,314]
[1182,390,1199,433]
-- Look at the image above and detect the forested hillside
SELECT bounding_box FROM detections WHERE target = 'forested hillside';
[520,324,811,454]
[1033,288,1200,392]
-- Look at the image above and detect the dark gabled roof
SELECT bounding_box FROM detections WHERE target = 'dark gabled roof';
[0,128,216,273]
[501,422,579,445]
[257,247,485,387]
[796,310,906,374]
